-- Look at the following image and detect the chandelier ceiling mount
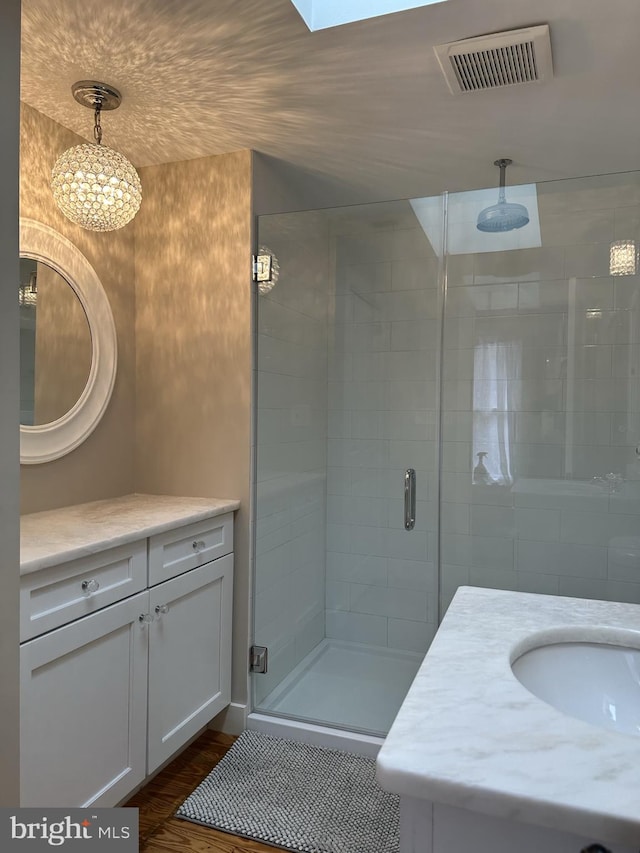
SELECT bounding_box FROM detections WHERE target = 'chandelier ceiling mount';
[51,80,142,232]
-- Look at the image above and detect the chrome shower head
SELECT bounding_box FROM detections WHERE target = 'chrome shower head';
[477,159,529,233]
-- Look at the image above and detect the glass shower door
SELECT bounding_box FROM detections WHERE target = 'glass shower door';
[252,199,443,736]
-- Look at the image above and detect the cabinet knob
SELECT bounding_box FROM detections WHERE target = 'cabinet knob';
[581,847,612,853]
[192,540,206,552]
[154,604,170,616]
[139,613,154,624]
[81,579,100,594]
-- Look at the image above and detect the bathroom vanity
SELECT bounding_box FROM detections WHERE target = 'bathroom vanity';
[377,586,640,853]
[20,493,239,808]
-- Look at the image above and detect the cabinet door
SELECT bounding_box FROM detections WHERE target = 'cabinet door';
[147,553,233,773]
[21,591,149,807]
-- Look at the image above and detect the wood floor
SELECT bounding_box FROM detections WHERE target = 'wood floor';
[125,730,284,853]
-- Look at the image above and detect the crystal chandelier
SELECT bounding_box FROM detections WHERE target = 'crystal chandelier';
[609,239,638,276]
[51,81,142,232]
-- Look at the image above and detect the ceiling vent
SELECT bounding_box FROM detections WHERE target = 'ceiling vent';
[434,24,553,94]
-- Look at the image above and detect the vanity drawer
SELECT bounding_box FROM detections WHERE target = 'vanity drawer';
[20,541,147,642]
[148,513,233,586]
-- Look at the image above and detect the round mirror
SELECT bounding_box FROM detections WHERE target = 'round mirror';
[19,219,117,464]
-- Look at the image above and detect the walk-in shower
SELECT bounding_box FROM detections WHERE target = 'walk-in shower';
[250,168,640,747]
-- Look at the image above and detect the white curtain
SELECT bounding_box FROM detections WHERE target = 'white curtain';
[472,342,520,486]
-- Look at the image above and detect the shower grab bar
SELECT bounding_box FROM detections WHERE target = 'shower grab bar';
[404,468,416,531]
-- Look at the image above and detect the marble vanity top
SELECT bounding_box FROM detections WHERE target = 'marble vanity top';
[21,493,240,574]
[377,586,640,846]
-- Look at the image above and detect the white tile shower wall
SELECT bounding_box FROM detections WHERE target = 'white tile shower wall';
[441,173,640,612]
[325,214,439,653]
[254,214,330,705]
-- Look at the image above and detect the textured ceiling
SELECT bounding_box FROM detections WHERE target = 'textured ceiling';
[20,0,640,202]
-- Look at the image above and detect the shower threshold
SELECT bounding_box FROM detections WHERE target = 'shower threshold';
[252,638,423,745]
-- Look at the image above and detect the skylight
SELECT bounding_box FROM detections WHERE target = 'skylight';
[290,0,448,32]
[410,185,541,256]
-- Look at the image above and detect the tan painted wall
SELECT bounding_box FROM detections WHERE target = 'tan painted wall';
[134,150,253,707]
[0,0,21,804]
[19,103,136,514]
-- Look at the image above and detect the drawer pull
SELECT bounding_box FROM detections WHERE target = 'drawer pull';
[154,604,170,616]
[81,579,100,594]
[139,613,154,624]
[192,540,206,552]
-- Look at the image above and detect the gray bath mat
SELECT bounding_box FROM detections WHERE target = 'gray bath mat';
[176,729,399,853]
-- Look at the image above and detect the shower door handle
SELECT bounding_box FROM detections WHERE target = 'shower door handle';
[404,468,416,531]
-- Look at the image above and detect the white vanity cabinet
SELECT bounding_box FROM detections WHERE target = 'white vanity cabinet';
[378,587,640,853]
[21,591,149,808]
[20,498,236,808]
[401,800,637,853]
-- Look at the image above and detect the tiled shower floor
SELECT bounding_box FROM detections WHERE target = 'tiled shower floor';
[258,639,423,736]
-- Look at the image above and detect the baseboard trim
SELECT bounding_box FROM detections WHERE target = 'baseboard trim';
[209,702,247,735]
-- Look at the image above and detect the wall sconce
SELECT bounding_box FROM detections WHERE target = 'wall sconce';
[609,239,638,276]
[255,246,280,296]
[19,270,37,308]
[51,81,142,232]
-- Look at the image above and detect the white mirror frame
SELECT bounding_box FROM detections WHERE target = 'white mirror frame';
[19,219,117,464]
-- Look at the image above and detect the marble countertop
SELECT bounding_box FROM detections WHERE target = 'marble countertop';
[376,586,640,846]
[21,493,240,574]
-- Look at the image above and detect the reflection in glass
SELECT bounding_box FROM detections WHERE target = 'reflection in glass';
[19,258,92,426]
[610,240,638,276]
[472,342,520,486]
[19,260,38,307]
[442,170,640,619]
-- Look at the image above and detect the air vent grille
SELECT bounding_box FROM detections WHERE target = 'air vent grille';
[435,25,553,94]
[451,41,537,91]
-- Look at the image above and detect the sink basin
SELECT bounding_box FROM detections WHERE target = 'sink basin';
[511,630,640,736]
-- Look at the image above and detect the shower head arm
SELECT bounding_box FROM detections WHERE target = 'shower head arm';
[494,158,512,204]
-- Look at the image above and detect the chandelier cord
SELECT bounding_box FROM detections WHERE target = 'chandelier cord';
[93,103,103,145]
